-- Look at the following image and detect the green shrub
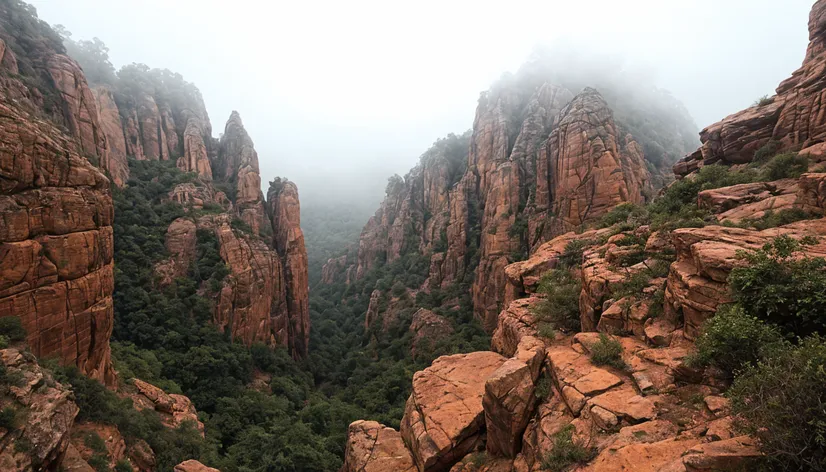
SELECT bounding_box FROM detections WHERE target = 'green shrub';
[230,217,253,235]
[598,203,647,228]
[114,460,134,472]
[0,407,17,430]
[729,235,826,338]
[753,95,773,107]
[540,425,597,471]
[0,335,8,349]
[589,334,625,369]
[87,453,110,472]
[741,208,817,231]
[537,322,557,340]
[760,153,808,181]
[728,336,826,471]
[613,234,647,247]
[753,140,781,164]
[687,305,785,376]
[534,374,551,399]
[84,431,108,454]
[532,269,581,332]
[0,317,27,343]
[559,239,594,268]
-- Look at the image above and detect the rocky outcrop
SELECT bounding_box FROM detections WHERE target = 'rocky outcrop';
[536,89,650,237]
[92,85,129,187]
[698,179,799,223]
[409,308,454,359]
[220,112,269,236]
[400,351,507,471]
[0,348,79,471]
[268,179,311,359]
[674,0,826,177]
[665,220,826,339]
[127,379,205,436]
[174,460,221,472]
[483,336,545,457]
[70,423,127,470]
[0,99,117,387]
[321,254,350,285]
[136,93,168,160]
[341,420,417,472]
[46,55,108,163]
[178,117,212,180]
[198,214,288,348]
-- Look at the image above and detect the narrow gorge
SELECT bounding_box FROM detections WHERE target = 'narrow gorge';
[2,0,826,471]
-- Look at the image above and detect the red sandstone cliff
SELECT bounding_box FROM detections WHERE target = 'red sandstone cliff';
[674,0,826,177]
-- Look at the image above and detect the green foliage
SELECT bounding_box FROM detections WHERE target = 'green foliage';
[0,407,17,430]
[738,208,818,231]
[539,425,597,471]
[0,317,27,343]
[729,235,826,338]
[0,336,8,349]
[230,217,253,235]
[559,239,595,268]
[589,334,625,369]
[688,305,785,376]
[532,269,581,333]
[753,140,781,164]
[84,431,108,454]
[114,460,134,472]
[759,152,808,181]
[534,374,551,399]
[728,336,826,471]
[598,203,647,229]
[753,95,773,107]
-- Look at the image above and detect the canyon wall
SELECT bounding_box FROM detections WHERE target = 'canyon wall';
[327,64,689,332]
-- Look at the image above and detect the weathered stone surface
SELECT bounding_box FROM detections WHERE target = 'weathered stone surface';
[47,55,108,163]
[582,438,701,472]
[681,436,761,471]
[220,112,268,236]
[174,460,221,472]
[321,254,349,285]
[70,423,127,470]
[539,89,651,234]
[797,172,826,214]
[268,179,311,359]
[484,336,545,457]
[127,379,204,436]
[409,308,454,359]
[127,439,156,472]
[135,93,167,160]
[178,117,212,180]
[491,297,544,357]
[674,0,826,177]
[401,351,507,472]
[0,348,79,472]
[198,214,288,349]
[698,179,799,223]
[341,420,417,472]
[0,99,117,388]
[664,221,826,338]
[92,85,129,187]
[155,217,198,286]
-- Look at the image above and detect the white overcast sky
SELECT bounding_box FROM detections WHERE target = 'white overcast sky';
[30,0,814,206]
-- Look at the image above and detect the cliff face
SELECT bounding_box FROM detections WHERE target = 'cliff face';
[268,179,311,359]
[0,6,117,387]
[334,68,675,332]
[674,0,826,177]
[0,0,311,375]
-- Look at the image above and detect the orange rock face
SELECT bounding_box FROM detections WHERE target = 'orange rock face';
[128,379,205,436]
[92,85,129,187]
[0,99,117,388]
[665,221,826,338]
[174,460,221,472]
[400,351,507,471]
[409,308,454,359]
[220,111,269,236]
[341,420,417,472]
[675,0,826,177]
[269,179,311,359]
[0,348,80,472]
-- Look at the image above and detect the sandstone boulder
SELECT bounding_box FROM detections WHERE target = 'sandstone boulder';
[341,420,416,472]
[401,351,507,471]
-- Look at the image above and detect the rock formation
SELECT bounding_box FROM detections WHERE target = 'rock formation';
[0,98,117,387]
[0,348,79,471]
[92,85,129,187]
[337,65,677,336]
[220,112,269,236]
[674,0,826,177]
[268,178,311,359]
[341,420,417,472]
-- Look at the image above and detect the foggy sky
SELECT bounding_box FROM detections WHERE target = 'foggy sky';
[30,0,814,207]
